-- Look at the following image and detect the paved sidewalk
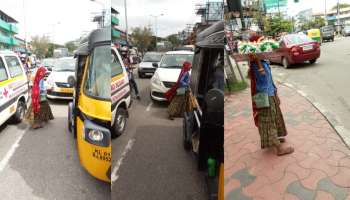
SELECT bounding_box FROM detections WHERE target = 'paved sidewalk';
[225,84,350,200]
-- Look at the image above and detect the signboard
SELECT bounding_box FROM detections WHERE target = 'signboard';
[263,0,288,10]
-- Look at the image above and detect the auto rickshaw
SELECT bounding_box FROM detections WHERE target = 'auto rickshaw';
[68,27,112,182]
[307,28,321,43]
[183,21,224,200]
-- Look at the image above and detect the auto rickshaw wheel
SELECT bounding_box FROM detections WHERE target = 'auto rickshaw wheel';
[112,107,127,138]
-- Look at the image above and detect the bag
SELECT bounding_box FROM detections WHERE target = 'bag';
[176,87,186,95]
[253,92,270,108]
[40,93,47,102]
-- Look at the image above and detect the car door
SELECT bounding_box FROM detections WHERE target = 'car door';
[274,39,288,64]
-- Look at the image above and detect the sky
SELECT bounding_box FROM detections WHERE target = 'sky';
[112,0,205,37]
[286,0,350,16]
[1,0,109,45]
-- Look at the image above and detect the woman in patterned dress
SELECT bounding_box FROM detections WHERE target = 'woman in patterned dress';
[26,66,54,129]
[165,61,192,120]
[248,51,294,156]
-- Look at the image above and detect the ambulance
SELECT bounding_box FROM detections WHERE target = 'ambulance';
[0,50,29,125]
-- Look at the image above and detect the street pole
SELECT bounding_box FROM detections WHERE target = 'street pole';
[22,0,27,55]
[239,0,245,30]
[150,14,163,51]
[124,0,129,45]
[325,0,328,25]
[337,0,340,34]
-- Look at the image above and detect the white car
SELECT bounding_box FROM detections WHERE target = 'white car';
[137,52,163,78]
[150,51,194,101]
[46,57,75,99]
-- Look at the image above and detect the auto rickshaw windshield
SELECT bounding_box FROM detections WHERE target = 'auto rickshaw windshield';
[84,45,111,100]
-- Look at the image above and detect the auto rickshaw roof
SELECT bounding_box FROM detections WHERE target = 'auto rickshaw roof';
[196,21,224,49]
[75,27,110,57]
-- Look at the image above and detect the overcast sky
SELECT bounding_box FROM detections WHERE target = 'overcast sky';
[286,0,350,16]
[112,0,205,37]
[3,0,348,44]
[1,0,109,45]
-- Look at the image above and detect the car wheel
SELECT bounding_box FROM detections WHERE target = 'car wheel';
[12,100,26,123]
[138,72,143,78]
[111,107,127,139]
[282,57,289,69]
[309,59,317,64]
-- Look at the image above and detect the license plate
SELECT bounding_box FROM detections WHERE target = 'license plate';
[59,88,73,93]
[302,45,313,51]
[145,73,153,75]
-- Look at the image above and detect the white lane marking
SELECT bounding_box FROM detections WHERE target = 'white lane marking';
[146,102,153,112]
[0,127,27,173]
[111,138,135,183]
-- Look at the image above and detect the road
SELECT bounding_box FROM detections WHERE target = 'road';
[271,36,350,144]
[111,75,207,200]
[0,99,110,199]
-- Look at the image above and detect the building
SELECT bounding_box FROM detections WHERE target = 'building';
[325,7,350,25]
[0,10,19,50]
[178,1,224,45]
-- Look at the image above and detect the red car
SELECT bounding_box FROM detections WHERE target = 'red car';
[268,34,321,68]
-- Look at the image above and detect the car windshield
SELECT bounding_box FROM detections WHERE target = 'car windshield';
[322,26,334,31]
[42,58,55,67]
[284,34,313,46]
[142,53,162,62]
[84,45,110,100]
[53,58,75,72]
[159,54,194,68]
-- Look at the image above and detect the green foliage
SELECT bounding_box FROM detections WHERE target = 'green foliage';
[31,35,51,59]
[166,34,181,47]
[331,3,350,10]
[263,16,293,36]
[64,41,78,53]
[300,17,325,30]
[131,27,153,54]
[225,81,247,93]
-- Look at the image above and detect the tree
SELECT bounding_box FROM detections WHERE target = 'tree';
[130,27,153,54]
[166,34,181,48]
[31,35,51,59]
[300,17,325,30]
[263,16,293,36]
[331,3,350,10]
[64,41,78,53]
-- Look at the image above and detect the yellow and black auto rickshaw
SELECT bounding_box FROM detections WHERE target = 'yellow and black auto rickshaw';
[183,21,224,200]
[68,28,113,182]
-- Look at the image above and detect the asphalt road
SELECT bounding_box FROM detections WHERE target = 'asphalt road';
[111,75,207,200]
[0,99,110,199]
[271,36,350,141]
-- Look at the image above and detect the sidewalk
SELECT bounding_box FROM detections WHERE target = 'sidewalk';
[224,84,350,200]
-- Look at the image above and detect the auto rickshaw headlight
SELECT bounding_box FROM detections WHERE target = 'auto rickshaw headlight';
[88,130,104,141]
[83,120,111,147]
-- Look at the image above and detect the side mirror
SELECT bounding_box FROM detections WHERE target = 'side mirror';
[152,62,158,68]
[67,76,76,87]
